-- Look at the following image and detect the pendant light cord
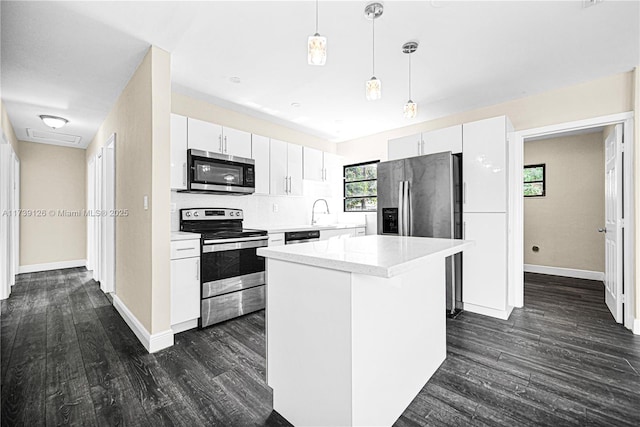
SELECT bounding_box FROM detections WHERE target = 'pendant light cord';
[372,17,376,75]
[315,0,319,33]
[408,53,412,99]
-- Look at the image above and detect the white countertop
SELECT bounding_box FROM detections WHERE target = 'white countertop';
[246,223,366,233]
[171,231,201,241]
[257,235,472,278]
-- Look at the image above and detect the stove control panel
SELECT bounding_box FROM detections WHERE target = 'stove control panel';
[181,208,243,220]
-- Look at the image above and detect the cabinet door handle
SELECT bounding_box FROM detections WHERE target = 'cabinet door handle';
[219,135,223,152]
[224,136,228,153]
[463,182,466,204]
[196,260,200,281]
[421,140,425,154]
[463,222,466,239]
[417,140,421,155]
[284,177,288,194]
[182,163,187,186]
[288,176,292,193]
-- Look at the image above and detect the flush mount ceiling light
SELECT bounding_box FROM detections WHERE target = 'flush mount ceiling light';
[402,41,419,118]
[39,115,68,129]
[365,2,383,101]
[308,0,327,65]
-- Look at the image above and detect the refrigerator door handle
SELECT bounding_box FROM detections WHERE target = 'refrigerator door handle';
[398,181,404,236]
[404,180,411,236]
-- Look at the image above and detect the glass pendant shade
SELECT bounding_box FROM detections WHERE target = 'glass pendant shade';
[366,77,382,101]
[308,34,327,65]
[404,100,417,118]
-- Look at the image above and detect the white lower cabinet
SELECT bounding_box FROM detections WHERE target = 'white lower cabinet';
[462,212,509,317]
[320,228,356,240]
[355,227,366,237]
[170,239,200,332]
[268,233,285,247]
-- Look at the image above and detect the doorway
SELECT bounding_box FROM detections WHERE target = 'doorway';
[511,113,634,331]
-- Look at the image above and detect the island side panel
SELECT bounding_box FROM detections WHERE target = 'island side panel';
[266,259,354,426]
[350,257,446,426]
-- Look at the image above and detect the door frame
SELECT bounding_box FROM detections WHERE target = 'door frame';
[510,112,635,331]
[103,134,116,294]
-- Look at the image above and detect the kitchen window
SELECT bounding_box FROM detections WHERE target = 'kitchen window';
[344,161,379,212]
[524,164,545,197]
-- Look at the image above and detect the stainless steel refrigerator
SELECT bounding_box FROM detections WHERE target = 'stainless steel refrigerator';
[377,151,463,316]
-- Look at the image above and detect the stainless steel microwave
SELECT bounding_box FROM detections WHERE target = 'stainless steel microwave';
[184,149,255,195]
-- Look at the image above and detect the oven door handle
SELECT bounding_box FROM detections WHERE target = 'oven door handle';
[203,239,268,253]
[203,236,268,245]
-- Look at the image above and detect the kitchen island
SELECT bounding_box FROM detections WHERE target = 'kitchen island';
[257,235,472,427]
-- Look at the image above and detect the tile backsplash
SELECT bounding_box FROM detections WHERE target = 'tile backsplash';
[171,190,343,231]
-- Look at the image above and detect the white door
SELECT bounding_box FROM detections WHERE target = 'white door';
[103,135,116,294]
[87,157,95,272]
[603,124,623,323]
[171,257,201,325]
[12,154,20,286]
[388,133,421,161]
[94,150,103,283]
[303,147,324,181]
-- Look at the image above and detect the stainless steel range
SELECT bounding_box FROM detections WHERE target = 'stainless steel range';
[180,208,268,328]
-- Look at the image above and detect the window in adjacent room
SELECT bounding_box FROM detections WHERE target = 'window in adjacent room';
[344,161,379,212]
[524,164,545,197]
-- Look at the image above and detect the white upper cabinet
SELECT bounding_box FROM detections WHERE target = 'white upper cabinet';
[388,133,421,161]
[222,127,252,158]
[270,139,289,196]
[287,143,303,196]
[323,152,343,186]
[252,134,270,195]
[421,125,462,155]
[187,117,251,158]
[388,125,462,161]
[270,139,303,196]
[462,116,510,213]
[187,117,223,153]
[170,114,188,190]
[303,147,324,181]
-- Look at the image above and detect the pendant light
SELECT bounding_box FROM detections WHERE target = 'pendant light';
[402,41,418,118]
[364,3,383,101]
[308,0,326,65]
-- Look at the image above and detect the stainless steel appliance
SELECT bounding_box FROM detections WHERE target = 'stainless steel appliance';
[180,208,268,327]
[377,152,463,316]
[183,149,256,195]
[285,230,320,244]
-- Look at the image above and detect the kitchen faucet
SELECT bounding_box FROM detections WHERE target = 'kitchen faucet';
[311,199,330,225]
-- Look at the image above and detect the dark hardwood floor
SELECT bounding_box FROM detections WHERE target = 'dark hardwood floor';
[2,269,639,426]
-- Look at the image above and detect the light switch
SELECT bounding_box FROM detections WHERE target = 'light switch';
[272,203,279,213]
[144,195,149,210]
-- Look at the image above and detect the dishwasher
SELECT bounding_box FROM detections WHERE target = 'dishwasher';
[284,230,320,244]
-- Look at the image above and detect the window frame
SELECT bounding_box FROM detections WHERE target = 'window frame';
[523,163,546,197]
[343,160,379,213]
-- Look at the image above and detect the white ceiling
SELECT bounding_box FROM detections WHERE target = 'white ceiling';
[2,1,639,148]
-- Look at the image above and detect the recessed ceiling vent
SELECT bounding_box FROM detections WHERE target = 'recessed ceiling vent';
[26,128,82,145]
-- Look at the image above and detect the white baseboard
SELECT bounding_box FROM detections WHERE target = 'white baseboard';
[19,259,86,274]
[633,318,640,335]
[112,295,174,353]
[172,318,198,334]
[464,303,513,320]
[524,264,604,282]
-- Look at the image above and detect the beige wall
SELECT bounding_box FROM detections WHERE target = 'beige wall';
[524,132,604,272]
[172,92,335,153]
[1,101,19,154]
[337,71,633,164]
[19,140,86,266]
[86,46,171,335]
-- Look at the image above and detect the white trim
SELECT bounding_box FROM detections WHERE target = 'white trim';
[633,318,640,335]
[463,303,513,320]
[19,259,86,274]
[112,295,174,353]
[524,264,604,282]
[171,318,198,334]
[511,112,635,329]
